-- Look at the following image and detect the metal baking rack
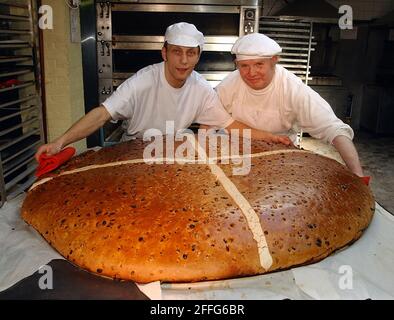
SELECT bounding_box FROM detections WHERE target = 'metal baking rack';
[0,0,44,208]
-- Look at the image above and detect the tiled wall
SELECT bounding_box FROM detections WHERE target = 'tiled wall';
[41,0,86,153]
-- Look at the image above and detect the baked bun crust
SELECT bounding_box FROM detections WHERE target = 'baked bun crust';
[22,137,374,283]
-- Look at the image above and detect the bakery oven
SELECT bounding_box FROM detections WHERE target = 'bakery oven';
[91,0,261,145]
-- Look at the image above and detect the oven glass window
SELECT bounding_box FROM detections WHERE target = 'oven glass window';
[113,50,235,74]
[196,51,235,72]
[112,12,240,36]
[113,50,162,73]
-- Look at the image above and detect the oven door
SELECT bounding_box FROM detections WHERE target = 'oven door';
[110,39,237,86]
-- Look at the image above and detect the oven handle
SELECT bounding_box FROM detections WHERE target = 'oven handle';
[112,4,240,14]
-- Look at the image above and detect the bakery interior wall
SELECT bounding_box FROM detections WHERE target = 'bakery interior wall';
[39,0,394,146]
[263,0,394,134]
[41,0,86,153]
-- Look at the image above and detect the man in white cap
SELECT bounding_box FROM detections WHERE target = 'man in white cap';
[36,23,290,160]
[216,33,364,176]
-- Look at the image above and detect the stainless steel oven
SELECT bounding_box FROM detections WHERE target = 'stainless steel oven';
[93,0,261,145]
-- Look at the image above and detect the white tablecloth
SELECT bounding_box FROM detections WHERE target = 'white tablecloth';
[1,194,393,299]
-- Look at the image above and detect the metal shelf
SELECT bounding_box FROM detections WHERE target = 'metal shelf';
[6,173,36,200]
[280,46,315,51]
[0,0,44,208]
[3,150,36,179]
[280,64,310,69]
[0,14,30,21]
[260,27,310,33]
[2,139,40,165]
[4,161,36,191]
[0,2,29,9]
[0,69,32,78]
[0,29,32,35]
[0,129,41,158]
[281,52,309,57]
[0,40,32,49]
[0,117,39,137]
[279,58,308,63]
[0,128,41,152]
[0,55,32,63]
[0,104,37,123]
[0,95,37,109]
[0,80,34,93]
[262,33,312,39]
[260,16,315,85]
[258,19,310,28]
[276,40,317,46]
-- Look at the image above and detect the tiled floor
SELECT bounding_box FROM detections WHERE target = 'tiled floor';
[300,131,394,215]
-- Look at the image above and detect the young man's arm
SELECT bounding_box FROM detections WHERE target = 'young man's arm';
[332,135,364,177]
[35,105,112,161]
[200,121,291,145]
[225,120,292,145]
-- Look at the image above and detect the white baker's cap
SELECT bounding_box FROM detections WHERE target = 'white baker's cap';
[231,33,282,61]
[164,22,204,51]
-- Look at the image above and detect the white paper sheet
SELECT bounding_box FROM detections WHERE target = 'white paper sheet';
[1,194,393,299]
[292,203,394,300]
[0,193,64,292]
[137,281,162,300]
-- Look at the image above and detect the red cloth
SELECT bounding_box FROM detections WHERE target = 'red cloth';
[35,147,76,177]
[361,176,371,186]
[0,79,22,89]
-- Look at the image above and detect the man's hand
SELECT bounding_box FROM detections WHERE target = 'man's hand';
[245,129,292,146]
[263,133,292,146]
[35,140,63,162]
[224,120,292,146]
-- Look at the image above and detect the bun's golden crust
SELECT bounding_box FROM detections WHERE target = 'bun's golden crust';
[22,138,374,283]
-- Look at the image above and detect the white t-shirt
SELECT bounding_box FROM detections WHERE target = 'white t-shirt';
[216,65,354,144]
[102,62,233,139]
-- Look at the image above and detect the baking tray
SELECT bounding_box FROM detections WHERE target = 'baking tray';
[0,259,148,300]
